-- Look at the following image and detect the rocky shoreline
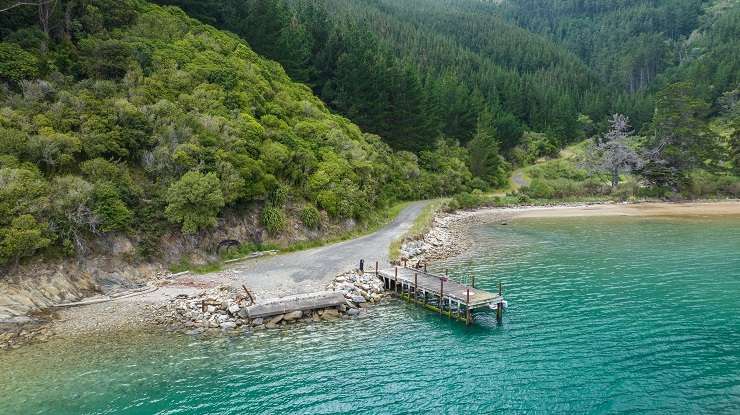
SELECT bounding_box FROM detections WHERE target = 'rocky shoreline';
[5,201,736,351]
[1,269,388,350]
[399,208,516,264]
[148,269,387,336]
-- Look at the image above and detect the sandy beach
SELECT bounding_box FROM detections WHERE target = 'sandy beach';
[402,201,740,263]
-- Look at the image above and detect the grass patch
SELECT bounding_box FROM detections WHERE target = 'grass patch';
[389,198,449,262]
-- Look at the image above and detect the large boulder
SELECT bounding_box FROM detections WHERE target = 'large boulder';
[350,295,366,304]
[321,309,340,320]
[283,310,303,321]
[220,321,236,330]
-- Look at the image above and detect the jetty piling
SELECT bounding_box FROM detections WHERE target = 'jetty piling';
[377,264,505,325]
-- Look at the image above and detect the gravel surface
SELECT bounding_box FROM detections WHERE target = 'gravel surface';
[45,201,429,337]
[209,201,429,299]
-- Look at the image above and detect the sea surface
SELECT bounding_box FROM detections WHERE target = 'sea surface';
[2,215,739,414]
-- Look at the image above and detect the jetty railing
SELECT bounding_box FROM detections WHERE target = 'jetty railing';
[375,263,504,325]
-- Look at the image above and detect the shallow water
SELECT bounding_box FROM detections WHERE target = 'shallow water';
[2,215,739,414]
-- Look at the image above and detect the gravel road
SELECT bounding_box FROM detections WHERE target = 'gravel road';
[209,201,429,298]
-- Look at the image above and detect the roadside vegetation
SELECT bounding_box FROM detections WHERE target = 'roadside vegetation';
[0,1,479,272]
[389,198,448,262]
[1,0,738,275]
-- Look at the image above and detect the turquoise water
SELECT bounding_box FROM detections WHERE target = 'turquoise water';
[2,215,739,414]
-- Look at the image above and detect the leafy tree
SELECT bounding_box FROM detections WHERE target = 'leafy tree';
[0,41,38,83]
[0,214,50,268]
[0,167,48,224]
[91,182,132,232]
[467,110,508,188]
[165,171,225,234]
[642,83,721,188]
[78,38,133,80]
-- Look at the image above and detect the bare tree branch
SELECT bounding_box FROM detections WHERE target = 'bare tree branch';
[0,0,53,13]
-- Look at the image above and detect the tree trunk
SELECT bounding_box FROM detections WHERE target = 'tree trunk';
[611,167,620,188]
[38,0,56,54]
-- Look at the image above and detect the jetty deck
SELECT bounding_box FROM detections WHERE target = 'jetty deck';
[376,265,504,324]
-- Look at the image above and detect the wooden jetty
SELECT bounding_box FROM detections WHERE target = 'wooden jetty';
[376,265,505,325]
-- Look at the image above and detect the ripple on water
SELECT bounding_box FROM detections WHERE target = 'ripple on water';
[1,215,739,414]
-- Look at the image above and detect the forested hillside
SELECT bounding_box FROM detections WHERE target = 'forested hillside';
[154,0,606,156]
[0,0,737,271]
[0,0,475,269]
[500,0,739,125]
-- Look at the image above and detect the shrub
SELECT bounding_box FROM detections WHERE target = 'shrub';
[522,179,555,199]
[0,215,50,267]
[316,189,340,217]
[261,206,286,235]
[453,192,481,209]
[686,171,740,198]
[268,183,289,208]
[299,205,321,229]
[165,171,225,234]
[0,42,39,83]
[91,182,132,232]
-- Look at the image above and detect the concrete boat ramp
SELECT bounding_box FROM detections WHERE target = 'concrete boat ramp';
[245,291,346,319]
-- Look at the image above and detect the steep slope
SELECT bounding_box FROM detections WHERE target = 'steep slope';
[0,0,474,271]
[155,0,608,153]
[499,0,739,126]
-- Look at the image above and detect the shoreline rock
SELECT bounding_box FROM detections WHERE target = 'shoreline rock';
[148,269,388,337]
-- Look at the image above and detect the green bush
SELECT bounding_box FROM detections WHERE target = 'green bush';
[261,206,286,235]
[686,171,740,198]
[0,215,50,267]
[299,205,321,229]
[268,183,289,208]
[522,179,555,199]
[91,182,132,232]
[527,159,588,181]
[0,42,38,83]
[165,172,225,234]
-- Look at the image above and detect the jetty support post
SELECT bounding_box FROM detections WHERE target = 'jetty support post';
[466,288,471,325]
[472,275,475,289]
[496,281,504,322]
[375,261,378,277]
[414,273,418,304]
[439,278,444,314]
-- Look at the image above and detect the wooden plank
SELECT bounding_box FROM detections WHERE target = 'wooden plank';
[378,268,501,308]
